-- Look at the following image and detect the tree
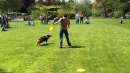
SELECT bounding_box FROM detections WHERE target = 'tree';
[36,0,57,6]
[27,4,35,14]
[68,0,74,3]
[55,0,62,6]
[115,0,130,18]
[92,1,101,15]
[0,0,21,13]
[78,0,92,15]
[94,0,108,18]
[68,0,77,13]
[92,0,130,18]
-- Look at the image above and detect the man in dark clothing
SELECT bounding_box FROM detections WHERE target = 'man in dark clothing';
[0,15,2,28]
[52,13,71,48]
[2,14,7,26]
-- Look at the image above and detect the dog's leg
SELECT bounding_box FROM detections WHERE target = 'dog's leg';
[36,43,38,46]
[36,40,40,46]
[46,40,47,44]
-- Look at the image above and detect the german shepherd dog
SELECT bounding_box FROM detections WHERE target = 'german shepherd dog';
[36,35,51,46]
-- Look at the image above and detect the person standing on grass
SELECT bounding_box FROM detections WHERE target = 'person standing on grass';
[0,15,2,28]
[45,17,49,24]
[2,14,8,26]
[39,15,43,24]
[80,13,84,24]
[52,13,71,48]
[75,12,80,24]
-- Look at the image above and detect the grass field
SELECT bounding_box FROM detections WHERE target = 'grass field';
[0,18,130,73]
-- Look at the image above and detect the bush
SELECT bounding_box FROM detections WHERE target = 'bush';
[67,12,75,19]
[49,12,58,20]
[31,10,41,19]
[57,9,64,18]
[113,11,123,18]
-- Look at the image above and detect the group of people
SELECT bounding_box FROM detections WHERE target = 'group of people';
[75,13,90,24]
[25,20,34,26]
[0,14,9,31]
[40,14,49,24]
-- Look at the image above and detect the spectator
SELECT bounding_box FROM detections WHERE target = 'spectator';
[120,19,123,24]
[53,16,58,24]
[2,14,8,26]
[39,15,43,24]
[43,14,47,24]
[75,12,80,24]
[45,17,49,24]
[80,13,84,24]
[31,21,35,26]
[2,26,7,31]
[0,15,2,28]
[25,20,31,26]
[85,18,90,24]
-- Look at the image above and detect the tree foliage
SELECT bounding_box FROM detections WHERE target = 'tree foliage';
[36,0,57,6]
[78,0,92,15]
[92,0,130,18]
[0,0,21,13]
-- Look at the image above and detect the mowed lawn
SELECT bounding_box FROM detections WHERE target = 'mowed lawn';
[0,18,130,73]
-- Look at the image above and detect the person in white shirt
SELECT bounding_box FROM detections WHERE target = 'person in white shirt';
[75,13,80,24]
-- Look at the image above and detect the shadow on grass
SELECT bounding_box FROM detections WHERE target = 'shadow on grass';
[0,68,12,73]
[40,43,55,46]
[61,45,86,49]
[69,45,86,49]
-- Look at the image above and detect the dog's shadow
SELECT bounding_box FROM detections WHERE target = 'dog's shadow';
[40,43,54,46]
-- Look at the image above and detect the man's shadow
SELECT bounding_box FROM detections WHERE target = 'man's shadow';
[69,45,86,48]
[0,68,12,73]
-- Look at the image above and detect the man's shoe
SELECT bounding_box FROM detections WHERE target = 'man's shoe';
[59,46,62,48]
[68,43,71,46]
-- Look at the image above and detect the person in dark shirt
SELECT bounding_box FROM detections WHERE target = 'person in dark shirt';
[0,15,2,28]
[52,13,71,48]
[80,13,84,24]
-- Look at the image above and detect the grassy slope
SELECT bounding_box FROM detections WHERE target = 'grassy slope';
[0,18,130,73]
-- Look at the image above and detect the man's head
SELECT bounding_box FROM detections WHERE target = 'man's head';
[63,13,67,17]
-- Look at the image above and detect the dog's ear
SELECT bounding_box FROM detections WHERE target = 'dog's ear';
[47,35,51,37]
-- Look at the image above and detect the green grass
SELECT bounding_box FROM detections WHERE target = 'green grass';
[0,18,130,73]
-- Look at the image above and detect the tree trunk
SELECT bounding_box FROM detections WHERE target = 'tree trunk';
[103,3,107,18]
[123,10,126,19]
[104,7,107,18]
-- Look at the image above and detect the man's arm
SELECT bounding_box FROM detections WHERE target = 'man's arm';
[52,18,62,25]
